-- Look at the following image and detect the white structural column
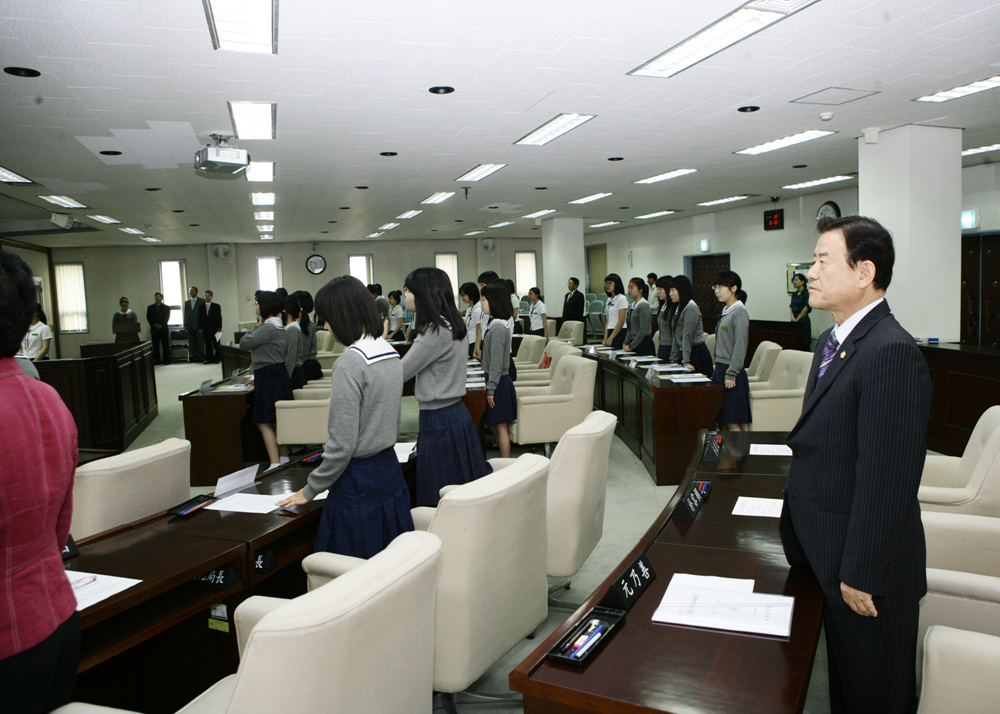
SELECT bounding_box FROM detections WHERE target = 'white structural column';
[540,217,585,317]
[858,124,961,341]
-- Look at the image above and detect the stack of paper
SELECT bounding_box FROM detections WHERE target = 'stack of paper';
[629,356,659,364]
[652,573,794,637]
[649,363,687,373]
[70,571,142,611]
[205,493,280,515]
[748,444,793,457]
[668,374,713,383]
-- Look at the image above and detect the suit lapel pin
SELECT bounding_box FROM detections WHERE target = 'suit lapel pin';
[840,351,846,358]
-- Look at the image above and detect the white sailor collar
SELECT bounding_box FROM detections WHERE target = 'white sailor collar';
[348,335,399,364]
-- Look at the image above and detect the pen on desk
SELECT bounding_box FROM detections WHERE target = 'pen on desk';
[71,575,97,588]
[571,625,606,659]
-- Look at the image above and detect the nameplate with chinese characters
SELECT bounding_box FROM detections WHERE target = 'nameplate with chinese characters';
[599,551,656,612]
[196,565,241,591]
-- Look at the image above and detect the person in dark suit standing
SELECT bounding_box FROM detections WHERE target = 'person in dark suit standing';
[146,292,172,365]
[780,216,932,714]
[562,277,585,322]
[183,286,205,362]
[201,290,222,363]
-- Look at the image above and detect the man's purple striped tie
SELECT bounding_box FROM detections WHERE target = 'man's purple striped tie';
[816,333,840,385]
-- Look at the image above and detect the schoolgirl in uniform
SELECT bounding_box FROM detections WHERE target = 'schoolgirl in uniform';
[292,290,323,382]
[387,290,405,340]
[239,291,292,469]
[481,281,517,459]
[402,268,492,506]
[459,282,482,358]
[283,294,307,390]
[276,276,413,557]
[602,273,628,349]
[506,278,523,334]
[526,287,547,339]
[655,275,675,361]
[669,275,714,377]
[712,271,752,430]
[622,277,654,355]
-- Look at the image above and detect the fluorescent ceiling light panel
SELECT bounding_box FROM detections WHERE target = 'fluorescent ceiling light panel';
[782,175,853,189]
[229,101,276,140]
[515,114,596,146]
[962,143,1000,156]
[120,227,144,235]
[569,192,613,205]
[259,234,274,240]
[634,168,697,185]
[488,221,514,229]
[203,0,277,54]
[589,221,620,228]
[421,192,455,204]
[464,230,485,236]
[254,211,274,220]
[917,75,1000,103]
[736,130,834,155]
[698,195,749,206]
[256,224,274,231]
[246,160,274,181]
[523,209,556,219]
[366,232,384,238]
[455,164,506,182]
[397,210,422,219]
[140,237,162,243]
[635,211,675,219]
[88,215,120,224]
[629,1,817,79]
[379,223,399,230]
[0,166,32,183]
[251,192,275,205]
[39,195,88,208]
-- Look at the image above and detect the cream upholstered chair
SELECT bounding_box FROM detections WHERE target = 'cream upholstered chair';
[513,334,547,368]
[71,438,190,539]
[919,406,1000,517]
[276,398,330,445]
[554,320,584,344]
[516,343,581,384]
[746,341,782,383]
[916,510,1000,682]
[705,332,716,362]
[55,531,443,714]
[236,320,256,332]
[510,356,597,446]
[747,350,813,431]
[917,626,1000,713]
[292,386,330,400]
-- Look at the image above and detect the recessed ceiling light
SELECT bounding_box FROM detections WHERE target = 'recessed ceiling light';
[99,150,122,156]
[259,234,274,240]
[488,205,499,209]
[421,192,455,204]
[523,209,556,219]
[140,236,162,243]
[634,168,697,184]
[917,75,1000,103]
[228,101,276,140]
[0,165,33,183]
[782,175,853,190]
[255,211,274,220]
[515,113,596,146]
[738,105,760,112]
[251,192,275,205]
[465,230,485,236]
[454,219,463,223]
[172,209,185,213]
[620,206,630,209]
[608,157,624,161]
[635,211,675,219]
[355,185,368,190]
[203,0,277,54]
[257,224,274,231]
[962,143,1000,156]
[697,195,749,206]
[321,230,329,234]
[327,221,337,225]
[488,221,514,229]
[589,221,621,228]
[428,86,454,94]
[397,210,422,219]
[39,195,87,208]
[340,206,351,210]
[380,151,398,157]
[3,66,40,78]
[88,215,121,224]
[145,187,161,191]
[535,186,547,190]
[455,164,506,182]
[736,130,834,155]
[189,224,200,227]
[379,223,399,230]
[793,164,808,168]
[246,161,274,181]
[569,192,613,205]
[120,227,144,235]
[366,232,384,238]
[629,1,817,78]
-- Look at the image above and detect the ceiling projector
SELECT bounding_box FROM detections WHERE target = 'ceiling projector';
[194,145,249,176]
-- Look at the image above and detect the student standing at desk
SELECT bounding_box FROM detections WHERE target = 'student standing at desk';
[283,294,307,390]
[602,273,628,349]
[293,290,323,382]
[655,275,675,361]
[670,275,713,377]
[277,276,414,558]
[526,287,547,339]
[402,267,492,506]
[622,277,654,355]
[712,270,752,431]
[481,282,516,459]
[459,282,483,359]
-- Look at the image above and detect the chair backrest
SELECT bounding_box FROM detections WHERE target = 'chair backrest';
[519,300,530,313]
[597,293,608,306]
[547,411,617,578]
[547,343,582,373]
[515,334,547,365]
[549,355,596,397]
[747,341,781,380]
[588,300,604,314]
[759,350,813,390]
[556,321,584,343]
[237,321,256,332]
[314,330,333,352]
[958,406,1000,484]
[71,438,191,539]
[585,292,597,303]
[228,531,442,714]
[547,318,557,337]
[427,454,549,693]
[705,333,716,360]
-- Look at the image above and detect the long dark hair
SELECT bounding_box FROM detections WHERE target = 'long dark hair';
[656,275,675,322]
[315,276,384,346]
[604,273,625,297]
[670,275,695,330]
[404,267,467,341]
[714,270,748,305]
[482,281,513,321]
[292,290,314,336]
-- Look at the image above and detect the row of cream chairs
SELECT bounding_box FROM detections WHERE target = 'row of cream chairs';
[56,411,618,714]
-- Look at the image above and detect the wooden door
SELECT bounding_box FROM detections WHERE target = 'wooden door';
[690,254,730,327]
[586,244,607,296]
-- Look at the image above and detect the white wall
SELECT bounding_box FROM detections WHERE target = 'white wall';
[963,162,1000,232]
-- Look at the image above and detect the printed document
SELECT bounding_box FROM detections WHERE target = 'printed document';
[732,497,783,518]
[70,571,142,611]
[206,493,280,515]
[748,443,793,456]
[652,573,794,637]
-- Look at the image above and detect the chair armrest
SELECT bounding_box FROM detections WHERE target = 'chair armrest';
[921,454,962,488]
[438,484,460,498]
[920,626,1000,713]
[923,511,1000,576]
[234,596,287,657]
[748,389,805,400]
[301,551,365,591]
[411,506,437,531]
[487,457,518,470]
[519,394,574,405]
[515,386,553,397]
[919,485,975,507]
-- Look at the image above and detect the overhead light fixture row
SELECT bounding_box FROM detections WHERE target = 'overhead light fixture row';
[917,75,1000,103]
[140,236,162,243]
[39,195,88,208]
[782,175,853,190]
[634,168,697,185]
[256,224,274,231]
[698,195,749,206]
[254,211,274,220]
[736,130,834,155]
[464,230,485,236]
[379,223,399,230]
[589,221,620,228]
[0,165,32,183]
[455,164,506,182]
[251,192,275,205]
[397,210,422,219]
[229,101,276,140]
[421,192,455,204]
[203,0,278,55]
[366,232,384,238]
[522,209,556,219]
[88,214,121,224]
[515,113,595,146]
[488,221,514,229]
[246,160,274,181]
[568,192,613,205]
[635,211,675,219]
[120,227,144,235]
[962,143,1000,156]
[259,234,274,240]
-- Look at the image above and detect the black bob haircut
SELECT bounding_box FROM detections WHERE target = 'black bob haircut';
[404,267,467,341]
[256,291,284,319]
[315,276,384,345]
[0,251,37,358]
[604,273,625,296]
[817,215,894,291]
[629,277,648,299]
[459,282,480,304]
[481,281,513,321]
[477,270,499,285]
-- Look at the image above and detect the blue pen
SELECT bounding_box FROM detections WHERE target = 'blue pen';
[571,625,605,659]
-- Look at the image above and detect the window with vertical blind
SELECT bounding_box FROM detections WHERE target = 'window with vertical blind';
[257,256,283,291]
[348,254,373,285]
[434,252,459,302]
[514,250,538,298]
[158,259,187,326]
[53,263,88,333]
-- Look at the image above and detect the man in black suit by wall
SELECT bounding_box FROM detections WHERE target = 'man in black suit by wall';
[183,286,205,362]
[146,292,171,365]
[562,277,585,322]
[201,290,222,363]
[780,216,932,713]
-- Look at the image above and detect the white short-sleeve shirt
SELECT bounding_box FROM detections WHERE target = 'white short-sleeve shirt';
[21,322,53,359]
[605,294,628,330]
[529,301,547,330]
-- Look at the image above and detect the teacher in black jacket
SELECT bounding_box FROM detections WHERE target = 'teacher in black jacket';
[201,290,223,363]
[562,277,585,322]
[780,216,931,714]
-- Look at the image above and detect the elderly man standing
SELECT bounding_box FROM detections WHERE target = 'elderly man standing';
[183,286,206,363]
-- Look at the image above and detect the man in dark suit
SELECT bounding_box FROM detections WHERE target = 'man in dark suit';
[183,286,205,362]
[146,292,172,365]
[780,216,932,713]
[562,277,585,322]
[201,290,222,363]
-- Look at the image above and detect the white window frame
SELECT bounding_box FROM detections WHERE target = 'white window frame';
[514,250,538,299]
[434,252,459,304]
[53,262,88,333]
[348,254,374,285]
[256,256,283,291]
[158,259,188,326]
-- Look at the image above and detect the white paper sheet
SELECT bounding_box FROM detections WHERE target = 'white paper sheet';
[748,443,794,456]
[213,384,250,393]
[652,573,794,637]
[732,496,783,518]
[668,374,713,383]
[70,571,142,611]
[206,493,279,514]
[592,347,613,352]
[466,381,486,389]
[394,441,417,463]
[214,465,260,497]
[649,364,687,372]
[628,356,660,364]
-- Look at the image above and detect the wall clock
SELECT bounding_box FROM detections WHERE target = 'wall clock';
[816,201,841,220]
[306,254,326,275]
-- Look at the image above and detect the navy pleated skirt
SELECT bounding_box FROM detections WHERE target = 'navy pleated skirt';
[485,374,517,425]
[609,330,626,350]
[416,402,492,506]
[713,362,753,425]
[290,365,307,390]
[689,342,714,379]
[251,363,293,424]
[303,358,323,382]
[633,336,655,356]
[314,448,415,558]
[528,327,545,337]
[657,343,672,361]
